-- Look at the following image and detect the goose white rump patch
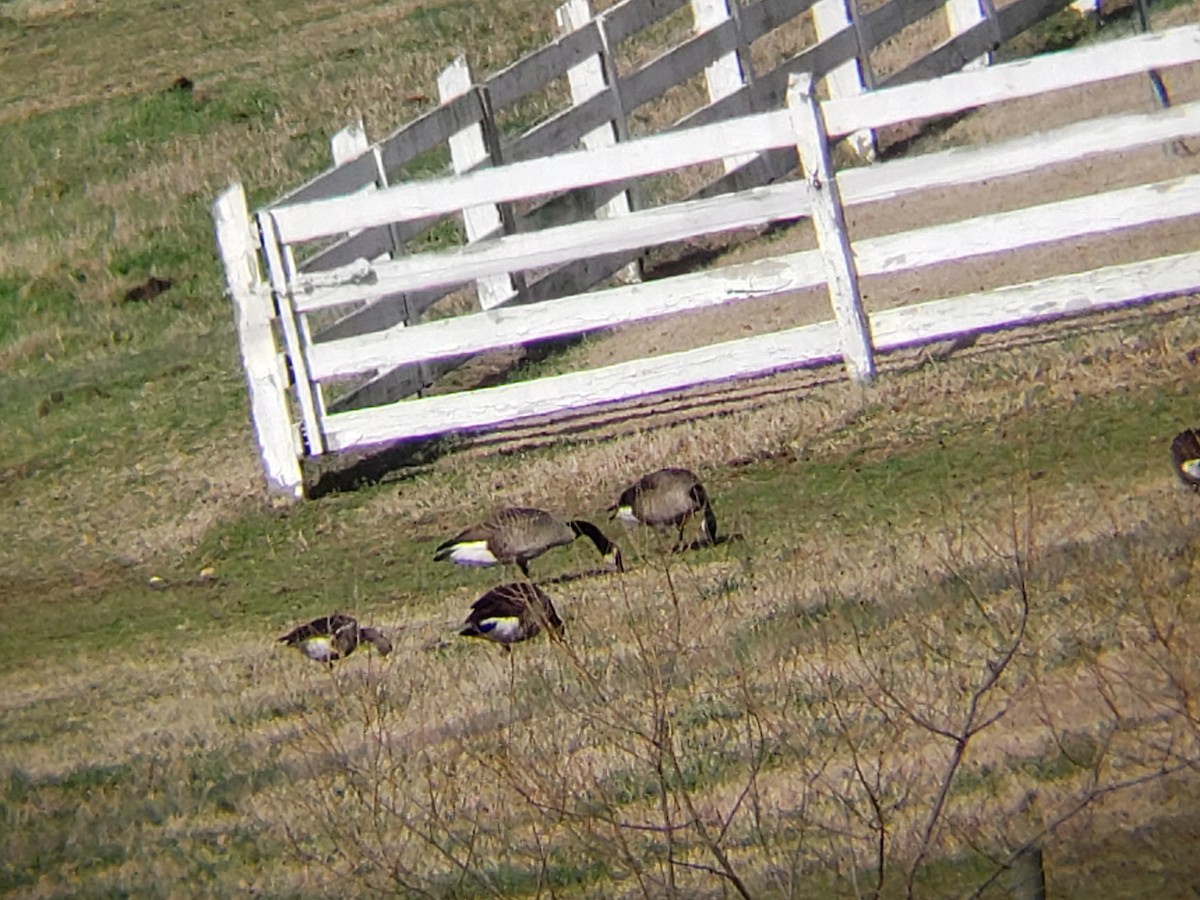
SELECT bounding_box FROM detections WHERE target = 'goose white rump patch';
[479,616,524,644]
[614,506,639,527]
[301,637,336,662]
[448,541,500,567]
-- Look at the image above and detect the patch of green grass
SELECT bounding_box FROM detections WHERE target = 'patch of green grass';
[2,0,1199,892]
[0,269,81,344]
[0,750,285,896]
[99,83,280,148]
[949,761,1005,798]
[6,354,1187,673]
[1011,730,1104,784]
[430,855,618,898]
[396,144,454,181]
[730,381,1188,547]
[107,230,203,280]
[1,333,239,474]
[398,0,481,46]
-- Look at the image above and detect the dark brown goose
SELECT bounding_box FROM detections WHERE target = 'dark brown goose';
[434,507,623,577]
[459,582,563,650]
[610,467,718,548]
[1171,428,1200,490]
[278,614,392,665]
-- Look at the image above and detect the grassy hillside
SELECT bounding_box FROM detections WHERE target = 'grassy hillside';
[4,0,1200,896]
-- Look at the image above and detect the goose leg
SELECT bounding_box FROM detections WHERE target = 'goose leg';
[672,522,687,554]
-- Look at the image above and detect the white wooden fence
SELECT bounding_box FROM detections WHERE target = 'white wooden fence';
[263,0,1082,413]
[214,25,1200,498]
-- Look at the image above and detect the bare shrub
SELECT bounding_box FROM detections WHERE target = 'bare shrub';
[269,484,1200,897]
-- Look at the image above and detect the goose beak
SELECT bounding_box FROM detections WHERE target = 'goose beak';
[609,547,625,573]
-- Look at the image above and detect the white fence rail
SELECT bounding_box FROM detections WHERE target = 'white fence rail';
[266,0,1081,412]
[215,25,1200,498]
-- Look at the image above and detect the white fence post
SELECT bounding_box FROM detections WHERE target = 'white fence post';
[945,0,992,69]
[787,72,875,382]
[212,184,304,500]
[692,0,756,172]
[557,0,642,283]
[437,57,523,311]
[812,0,877,162]
[328,121,390,263]
[326,120,433,394]
[256,211,328,456]
[329,120,370,167]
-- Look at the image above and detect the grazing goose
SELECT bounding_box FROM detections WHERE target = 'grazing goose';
[278,614,392,665]
[434,507,623,577]
[459,582,563,650]
[1171,428,1200,490]
[610,467,718,548]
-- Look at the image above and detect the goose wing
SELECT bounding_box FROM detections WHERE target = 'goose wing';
[1172,429,1200,485]
[278,613,357,645]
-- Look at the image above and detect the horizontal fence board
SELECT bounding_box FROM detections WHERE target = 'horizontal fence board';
[327,353,466,412]
[871,250,1200,350]
[521,247,645,302]
[309,171,1200,373]
[269,152,380,209]
[283,4,1191,243]
[744,24,862,111]
[504,89,621,162]
[327,360,430,411]
[605,0,691,46]
[828,22,1200,137]
[315,286,447,342]
[298,160,1200,315]
[882,21,1004,88]
[376,90,489,175]
[322,320,845,451]
[620,19,743,112]
[301,227,397,273]
[295,180,813,311]
[300,213,442,273]
[307,98,1200,276]
[313,101,1200,357]
[879,0,1083,90]
[487,24,605,109]
[309,247,825,379]
[740,0,819,44]
[858,0,949,51]
[278,93,485,210]
[854,174,1200,277]
[840,100,1200,204]
[272,110,797,244]
[321,247,1200,452]
[672,77,757,130]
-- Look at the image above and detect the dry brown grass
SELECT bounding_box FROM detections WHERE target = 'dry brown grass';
[6,0,1200,894]
[7,300,1200,894]
[236,492,1200,895]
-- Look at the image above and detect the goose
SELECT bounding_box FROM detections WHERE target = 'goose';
[610,467,718,548]
[1171,428,1200,490]
[278,614,392,665]
[434,507,623,577]
[459,582,563,650]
